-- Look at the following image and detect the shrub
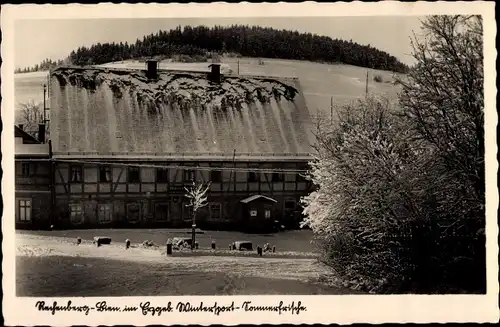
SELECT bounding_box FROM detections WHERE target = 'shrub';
[373,74,383,83]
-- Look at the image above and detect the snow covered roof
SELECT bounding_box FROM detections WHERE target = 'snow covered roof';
[240,195,278,204]
[15,143,50,157]
[49,67,315,158]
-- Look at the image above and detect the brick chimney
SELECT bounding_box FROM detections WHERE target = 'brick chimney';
[208,63,222,83]
[38,124,46,143]
[19,124,24,131]
[146,60,158,80]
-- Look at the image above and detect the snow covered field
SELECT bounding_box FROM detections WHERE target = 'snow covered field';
[15,232,353,296]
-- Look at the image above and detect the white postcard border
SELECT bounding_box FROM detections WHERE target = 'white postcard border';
[1,2,498,325]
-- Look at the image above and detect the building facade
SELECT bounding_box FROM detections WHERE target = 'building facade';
[14,126,52,230]
[52,156,313,230]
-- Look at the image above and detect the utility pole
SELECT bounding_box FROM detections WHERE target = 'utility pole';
[237,60,240,75]
[190,177,196,250]
[365,71,369,97]
[330,96,333,125]
[43,84,47,123]
[232,149,236,192]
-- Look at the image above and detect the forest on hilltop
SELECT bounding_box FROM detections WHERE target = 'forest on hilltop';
[18,25,409,73]
[15,58,66,74]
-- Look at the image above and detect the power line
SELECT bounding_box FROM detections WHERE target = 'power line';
[17,158,311,175]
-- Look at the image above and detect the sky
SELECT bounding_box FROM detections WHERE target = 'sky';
[14,16,425,69]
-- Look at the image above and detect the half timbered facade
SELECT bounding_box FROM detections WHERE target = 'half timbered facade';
[52,156,313,229]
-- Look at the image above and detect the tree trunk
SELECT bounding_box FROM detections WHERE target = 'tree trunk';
[191,210,196,250]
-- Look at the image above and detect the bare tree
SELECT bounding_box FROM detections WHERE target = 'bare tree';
[18,100,44,138]
[398,15,484,205]
[184,180,211,249]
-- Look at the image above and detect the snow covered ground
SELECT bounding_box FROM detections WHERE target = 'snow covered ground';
[16,233,325,280]
[15,233,352,296]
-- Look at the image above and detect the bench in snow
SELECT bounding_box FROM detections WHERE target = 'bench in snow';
[94,236,112,245]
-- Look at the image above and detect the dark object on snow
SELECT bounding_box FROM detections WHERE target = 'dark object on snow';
[125,239,131,249]
[76,237,81,245]
[194,241,199,250]
[166,243,173,255]
[272,246,276,253]
[257,246,263,256]
[232,241,253,251]
[211,240,216,250]
[93,236,111,247]
[142,240,155,247]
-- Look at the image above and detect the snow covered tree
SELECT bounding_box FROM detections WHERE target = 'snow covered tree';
[399,15,484,211]
[184,179,211,249]
[302,15,485,293]
[302,95,431,292]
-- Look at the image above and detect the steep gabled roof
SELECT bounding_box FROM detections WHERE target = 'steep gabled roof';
[15,125,40,144]
[49,67,314,158]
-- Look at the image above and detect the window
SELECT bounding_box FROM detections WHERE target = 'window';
[99,166,112,182]
[128,167,140,183]
[70,165,83,182]
[210,170,222,183]
[248,171,259,182]
[272,172,284,182]
[265,209,271,219]
[21,163,35,176]
[126,203,141,222]
[209,203,222,220]
[155,203,169,221]
[98,203,112,224]
[18,199,32,222]
[250,209,258,217]
[156,168,169,183]
[69,203,84,224]
[184,169,195,182]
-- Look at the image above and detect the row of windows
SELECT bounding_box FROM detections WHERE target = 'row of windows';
[69,165,307,183]
[16,198,296,223]
[18,163,43,177]
[67,201,224,224]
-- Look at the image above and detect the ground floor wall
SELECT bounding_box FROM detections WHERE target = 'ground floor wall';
[52,192,306,231]
[15,191,52,230]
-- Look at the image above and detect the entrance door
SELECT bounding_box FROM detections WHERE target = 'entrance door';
[154,202,169,222]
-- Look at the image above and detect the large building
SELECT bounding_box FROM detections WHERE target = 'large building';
[46,62,315,231]
[14,125,52,229]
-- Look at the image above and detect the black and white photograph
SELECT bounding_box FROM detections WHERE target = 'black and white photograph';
[2,2,498,325]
